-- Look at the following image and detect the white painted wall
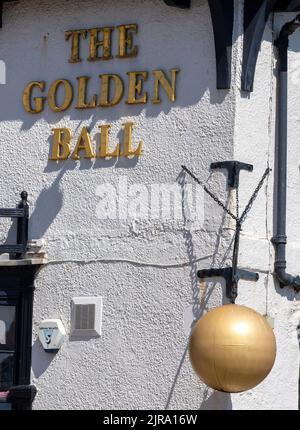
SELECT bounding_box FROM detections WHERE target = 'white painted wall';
[0,0,298,410]
[232,10,300,410]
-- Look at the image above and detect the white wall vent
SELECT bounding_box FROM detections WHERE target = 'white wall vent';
[75,304,95,330]
[71,297,103,339]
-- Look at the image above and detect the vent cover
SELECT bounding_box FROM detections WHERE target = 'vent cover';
[75,304,95,330]
[71,297,103,339]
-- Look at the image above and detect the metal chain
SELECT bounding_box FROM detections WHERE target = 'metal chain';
[182,165,271,226]
[182,164,271,304]
[239,167,271,225]
[236,186,239,220]
[181,165,239,222]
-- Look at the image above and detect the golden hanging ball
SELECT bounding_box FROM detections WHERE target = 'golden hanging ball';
[189,304,276,393]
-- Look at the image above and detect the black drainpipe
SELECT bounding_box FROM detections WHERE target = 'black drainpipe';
[272,14,300,292]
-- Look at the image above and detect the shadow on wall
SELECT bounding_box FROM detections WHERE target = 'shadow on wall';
[29,166,66,238]
[0,0,230,161]
[0,0,229,129]
[164,169,233,410]
[31,338,57,379]
[0,0,233,240]
[199,389,232,410]
[43,126,141,174]
[3,219,17,247]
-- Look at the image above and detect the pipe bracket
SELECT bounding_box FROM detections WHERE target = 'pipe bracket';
[197,267,259,303]
[271,235,287,245]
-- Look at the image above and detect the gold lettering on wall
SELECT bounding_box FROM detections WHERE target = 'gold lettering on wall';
[76,76,97,109]
[65,24,138,62]
[71,127,96,159]
[120,122,143,157]
[22,69,180,113]
[23,22,182,163]
[152,69,179,104]
[99,74,124,107]
[117,24,138,58]
[65,29,87,63]
[88,27,114,61]
[23,81,46,114]
[127,71,148,104]
[48,79,73,112]
[49,123,143,160]
[98,124,120,158]
[49,128,72,160]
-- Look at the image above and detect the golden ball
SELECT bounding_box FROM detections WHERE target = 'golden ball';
[189,304,276,393]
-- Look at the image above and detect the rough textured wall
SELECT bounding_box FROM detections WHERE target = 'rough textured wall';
[231,9,300,410]
[0,0,298,410]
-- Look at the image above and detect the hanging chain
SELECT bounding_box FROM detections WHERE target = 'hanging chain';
[181,165,239,222]
[236,186,239,220]
[227,186,240,303]
[182,164,271,304]
[239,167,271,225]
[182,165,271,227]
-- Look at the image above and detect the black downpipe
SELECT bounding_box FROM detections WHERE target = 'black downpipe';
[273,14,300,291]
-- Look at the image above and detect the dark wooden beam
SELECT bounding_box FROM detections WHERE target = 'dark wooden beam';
[163,0,191,8]
[164,0,234,90]
[208,0,234,89]
[242,1,300,92]
[0,1,3,28]
[242,0,277,92]
[1,0,16,29]
[1,0,300,93]
[274,0,300,11]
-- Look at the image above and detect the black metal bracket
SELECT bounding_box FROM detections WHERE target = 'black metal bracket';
[242,0,300,92]
[0,191,29,259]
[211,160,253,189]
[163,0,234,89]
[197,268,259,303]
[165,0,300,92]
[197,159,259,302]
[164,0,300,92]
